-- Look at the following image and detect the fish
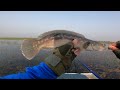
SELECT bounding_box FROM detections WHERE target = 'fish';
[21,30,108,60]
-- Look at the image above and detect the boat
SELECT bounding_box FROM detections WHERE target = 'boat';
[57,73,98,79]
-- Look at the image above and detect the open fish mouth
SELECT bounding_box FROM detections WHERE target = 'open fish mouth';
[21,30,108,60]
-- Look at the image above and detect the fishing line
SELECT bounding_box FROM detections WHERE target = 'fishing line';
[76,57,102,79]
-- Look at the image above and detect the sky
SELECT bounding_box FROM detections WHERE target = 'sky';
[0,11,120,41]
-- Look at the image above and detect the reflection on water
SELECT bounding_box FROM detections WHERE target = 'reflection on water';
[0,40,120,79]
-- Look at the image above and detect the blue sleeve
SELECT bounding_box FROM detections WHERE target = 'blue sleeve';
[0,62,58,79]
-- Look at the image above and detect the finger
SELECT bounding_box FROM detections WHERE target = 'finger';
[73,49,81,56]
[72,39,81,49]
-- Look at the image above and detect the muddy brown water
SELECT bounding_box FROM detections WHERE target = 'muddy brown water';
[0,40,120,79]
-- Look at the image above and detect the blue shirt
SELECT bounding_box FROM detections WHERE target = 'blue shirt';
[0,62,58,79]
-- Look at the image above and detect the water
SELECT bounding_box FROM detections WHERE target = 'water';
[0,40,51,76]
[0,40,120,79]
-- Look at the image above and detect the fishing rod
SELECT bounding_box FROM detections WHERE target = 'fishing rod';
[76,58,102,79]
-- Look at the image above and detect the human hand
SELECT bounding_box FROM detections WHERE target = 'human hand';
[72,39,81,56]
[108,43,118,51]
[45,40,78,75]
[44,38,82,75]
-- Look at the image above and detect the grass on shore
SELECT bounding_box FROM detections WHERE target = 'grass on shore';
[0,37,36,40]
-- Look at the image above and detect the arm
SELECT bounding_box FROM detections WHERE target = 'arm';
[0,62,58,79]
[113,49,120,59]
[108,44,120,59]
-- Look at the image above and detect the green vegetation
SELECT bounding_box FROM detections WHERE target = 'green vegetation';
[0,37,36,40]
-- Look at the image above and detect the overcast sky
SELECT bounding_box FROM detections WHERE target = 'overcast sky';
[0,11,120,41]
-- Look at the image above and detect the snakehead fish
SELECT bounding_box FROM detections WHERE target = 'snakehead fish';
[21,30,108,60]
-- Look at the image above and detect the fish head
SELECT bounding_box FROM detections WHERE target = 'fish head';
[73,38,110,51]
[85,41,109,51]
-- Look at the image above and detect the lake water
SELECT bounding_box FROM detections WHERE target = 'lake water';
[0,40,120,79]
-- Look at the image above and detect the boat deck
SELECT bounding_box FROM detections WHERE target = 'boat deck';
[57,73,99,79]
